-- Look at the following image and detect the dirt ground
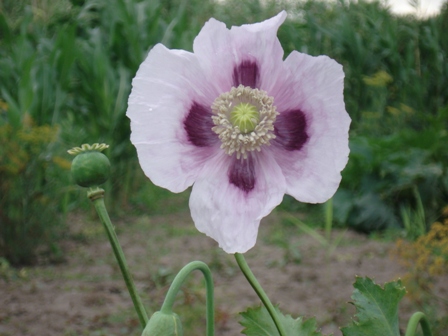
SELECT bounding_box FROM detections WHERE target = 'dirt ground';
[0,209,445,335]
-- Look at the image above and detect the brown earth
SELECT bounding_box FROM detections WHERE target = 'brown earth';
[0,209,445,335]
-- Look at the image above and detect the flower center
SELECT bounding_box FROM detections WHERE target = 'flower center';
[230,103,259,133]
[211,85,278,159]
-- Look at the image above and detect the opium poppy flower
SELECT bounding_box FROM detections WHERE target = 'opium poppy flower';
[127,11,350,253]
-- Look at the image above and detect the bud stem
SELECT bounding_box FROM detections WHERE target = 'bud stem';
[89,189,149,329]
[405,312,433,336]
[234,253,286,336]
[160,261,215,336]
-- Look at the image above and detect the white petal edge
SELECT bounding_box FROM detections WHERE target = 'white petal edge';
[127,44,220,193]
[229,11,287,93]
[189,151,286,253]
[272,51,351,203]
[193,11,287,93]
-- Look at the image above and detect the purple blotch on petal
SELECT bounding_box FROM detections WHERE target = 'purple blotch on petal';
[228,156,256,193]
[232,60,260,88]
[184,102,218,147]
[274,110,309,151]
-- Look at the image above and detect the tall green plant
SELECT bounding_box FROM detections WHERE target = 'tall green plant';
[277,0,448,133]
[333,114,448,232]
[0,118,69,265]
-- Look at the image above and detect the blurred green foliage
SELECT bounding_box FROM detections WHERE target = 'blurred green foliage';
[1,0,448,263]
[334,113,448,233]
[0,115,70,265]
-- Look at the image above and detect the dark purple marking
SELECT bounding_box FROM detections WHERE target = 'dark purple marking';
[232,60,260,89]
[228,156,256,193]
[273,110,309,151]
[184,102,218,147]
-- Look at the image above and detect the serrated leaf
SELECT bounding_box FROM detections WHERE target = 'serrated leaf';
[341,277,406,336]
[240,305,325,336]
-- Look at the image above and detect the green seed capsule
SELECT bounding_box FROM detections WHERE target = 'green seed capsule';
[71,151,110,188]
[142,311,183,336]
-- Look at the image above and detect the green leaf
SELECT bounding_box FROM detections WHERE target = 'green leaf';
[240,305,325,336]
[341,277,406,336]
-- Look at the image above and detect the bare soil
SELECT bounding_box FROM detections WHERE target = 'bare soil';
[0,210,443,335]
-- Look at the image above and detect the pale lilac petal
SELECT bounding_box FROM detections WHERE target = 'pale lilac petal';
[270,52,351,203]
[127,44,220,192]
[193,11,287,93]
[189,151,286,253]
[229,11,287,92]
[192,18,234,92]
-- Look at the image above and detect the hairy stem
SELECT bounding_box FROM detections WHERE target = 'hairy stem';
[89,188,148,329]
[405,312,433,336]
[234,253,286,336]
[160,261,215,336]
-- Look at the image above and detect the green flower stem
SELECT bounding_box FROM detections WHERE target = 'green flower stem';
[88,188,149,329]
[405,312,433,336]
[160,261,215,336]
[234,253,286,336]
[324,197,333,242]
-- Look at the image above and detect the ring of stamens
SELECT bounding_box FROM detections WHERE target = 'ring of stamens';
[211,85,278,160]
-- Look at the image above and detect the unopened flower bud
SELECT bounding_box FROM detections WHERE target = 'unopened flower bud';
[142,311,183,336]
[68,144,110,188]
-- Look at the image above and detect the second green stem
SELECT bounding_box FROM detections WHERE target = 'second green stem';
[405,312,433,336]
[160,261,215,336]
[235,253,286,336]
[90,188,149,329]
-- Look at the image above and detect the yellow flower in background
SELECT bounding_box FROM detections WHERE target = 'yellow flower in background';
[392,210,448,302]
[52,156,72,170]
[0,99,8,111]
[363,70,393,87]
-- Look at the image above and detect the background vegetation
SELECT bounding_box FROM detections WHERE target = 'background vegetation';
[0,0,447,268]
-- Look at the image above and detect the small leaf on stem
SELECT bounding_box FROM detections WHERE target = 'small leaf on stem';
[341,276,406,336]
[240,305,325,336]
